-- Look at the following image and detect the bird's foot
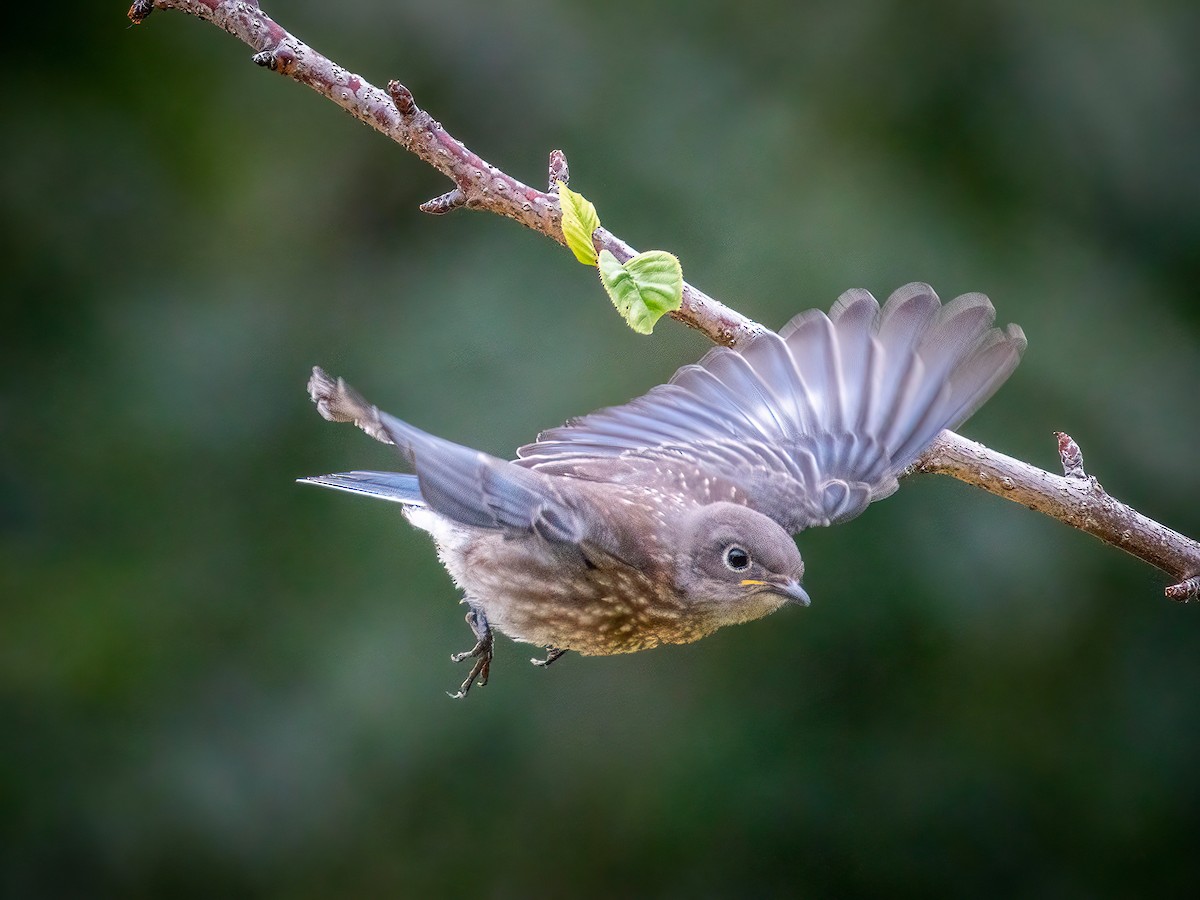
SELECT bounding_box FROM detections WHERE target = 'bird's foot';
[530,646,568,669]
[448,604,493,699]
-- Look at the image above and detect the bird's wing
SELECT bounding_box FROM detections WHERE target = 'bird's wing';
[517,283,1025,532]
[305,369,587,545]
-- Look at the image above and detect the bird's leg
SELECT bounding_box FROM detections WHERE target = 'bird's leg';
[530,647,568,668]
[448,601,493,700]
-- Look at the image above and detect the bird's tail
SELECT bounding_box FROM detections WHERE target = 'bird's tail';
[298,470,425,505]
[302,367,585,542]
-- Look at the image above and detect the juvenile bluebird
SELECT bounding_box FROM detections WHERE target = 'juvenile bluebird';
[303,283,1025,697]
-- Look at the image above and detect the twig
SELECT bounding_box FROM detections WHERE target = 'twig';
[129,0,763,349]
[128,0,1200,598]
[913,432,1200,592]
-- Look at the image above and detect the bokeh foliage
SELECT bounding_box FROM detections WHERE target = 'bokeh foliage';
[3,1,1199,896]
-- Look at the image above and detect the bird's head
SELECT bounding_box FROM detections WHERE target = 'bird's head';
[675,502,808,626]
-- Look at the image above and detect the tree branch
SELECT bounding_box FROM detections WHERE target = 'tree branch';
[128,0,763,349]
[913,431,1200,590]
[128,0,1200,598]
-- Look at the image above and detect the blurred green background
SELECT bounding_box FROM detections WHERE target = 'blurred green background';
[4,0,1200,896]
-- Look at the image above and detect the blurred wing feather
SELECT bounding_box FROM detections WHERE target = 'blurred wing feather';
[518,284,1025,532]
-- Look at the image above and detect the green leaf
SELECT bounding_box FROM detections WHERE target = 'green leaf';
[597,249,683,334]
[557,182,600,266]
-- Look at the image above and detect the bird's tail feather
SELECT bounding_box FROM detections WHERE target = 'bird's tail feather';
[298,471,425,505]
[305,367,585,542]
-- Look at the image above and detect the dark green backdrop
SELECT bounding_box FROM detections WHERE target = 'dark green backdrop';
[4,1,1199,896]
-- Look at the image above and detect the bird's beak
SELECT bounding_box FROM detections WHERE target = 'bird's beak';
[741,578,811,607]
[777,578,811,607]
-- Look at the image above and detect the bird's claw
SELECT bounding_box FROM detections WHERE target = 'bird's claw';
[530,646,568,668]
[448,603,493,700]
[450,640,488,665]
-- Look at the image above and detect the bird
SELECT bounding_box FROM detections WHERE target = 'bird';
[302,283,1025,698]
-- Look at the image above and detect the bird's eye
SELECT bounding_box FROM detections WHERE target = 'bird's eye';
[723,545,751,572]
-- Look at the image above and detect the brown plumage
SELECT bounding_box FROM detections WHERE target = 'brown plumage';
[302,283,1025,697]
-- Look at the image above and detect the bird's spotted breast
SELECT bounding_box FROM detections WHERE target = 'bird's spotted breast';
[454,529,714,655]
[406,484,716,655]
